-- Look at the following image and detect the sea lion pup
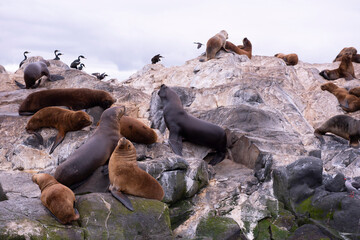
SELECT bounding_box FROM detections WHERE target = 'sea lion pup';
[158,84,227,165]
[320,82,360,112]
[314,115,360,147]
[319,54,355,80]
[225,41,251,59]
[32,173,79,224]
[151,54,163,64]
[15,61,51,89]
[54,106,125,187]
[109,137,164,211]
[18,88,116,116]
[237,37,252,55]
[333,47,357,62]
[120,116,157,144]
[274,53,299,66]
[204,30,228,61]
[26,107,92,154]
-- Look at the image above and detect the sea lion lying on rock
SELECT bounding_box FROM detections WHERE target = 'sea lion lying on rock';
[319,53,355,80]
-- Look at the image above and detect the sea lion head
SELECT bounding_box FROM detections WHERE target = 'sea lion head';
[99,106,125,126]
[274,53,285,58]
[73,111,92,129]
[158,84,168,98]
[219,30,228,39]
[320,82,337,91]
[115,137,136,159]
[99,94,116,110]
[32,173,57,191]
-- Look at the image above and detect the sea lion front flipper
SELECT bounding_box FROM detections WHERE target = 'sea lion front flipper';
[46,208,65,224]
[27,130,44,146]
[314,129,325,144]
[110,190,134,211]
[340,99,350,112]
[31,79,41,89]
[349,137,359,148]
[169,130,183,156]
[209,151,226,166]
[49,131,65,154]
[344,73,354,81]
[14,80,26,89]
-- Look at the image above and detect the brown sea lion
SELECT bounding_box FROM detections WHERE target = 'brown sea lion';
[109,137,164,210]
[237,37,252,58]
[319,54,355,80]
[18,88,116,116]
[314,115,360,147]
[320,82,360,112]
[15,61,51,89]
[274,53,299,66]
[54,106,125,187]
[333,47,357,62]
[204,30,228,61]
[352,54,360,63]
[225,40,251,59]
[158,84,227,165]
[349,87,360,97]
[32,173,79,224]
[26,107,92,154]
[120,116,157,144]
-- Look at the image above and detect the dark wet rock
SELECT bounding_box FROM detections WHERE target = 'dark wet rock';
[324,173,346,192]
[286,224,335,240]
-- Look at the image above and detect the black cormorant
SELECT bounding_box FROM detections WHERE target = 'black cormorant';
[19,51,30,68]
[70,55,86,69]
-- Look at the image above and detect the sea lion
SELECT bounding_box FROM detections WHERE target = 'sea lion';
[319,54,355,80]
[333,47,357,62]
[119,116,157,144]
[158,84,227,165]
[225,41,251,59]
[314,115,360,147]
[54,106,125,187]
[32,173,79,224]
[351,54,360,63]
[205,30,228,61]
[15,61,51,89]
[109,137,164,210]
[18,88,116,116]
[237,37,252,57]
[151,54,163,64]
[349,87,360,97]
[274,53,299,66]
[320,82,360,112]
[26,107,92,154]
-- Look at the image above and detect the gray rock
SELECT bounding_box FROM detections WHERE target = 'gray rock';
[0,182,7,201]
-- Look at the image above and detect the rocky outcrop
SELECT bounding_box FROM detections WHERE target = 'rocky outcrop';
[1,51,360,239]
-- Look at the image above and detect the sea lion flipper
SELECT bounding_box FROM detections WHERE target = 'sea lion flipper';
[27,130,44,145]
[209,151,226,166]
[169,131,183,156]
[110,190,134,211]
[31,79,41,89]
[49,132,65,154]
[314,129,326,144]
[340,99,350,111]
[349,137,359,148]
[46,208,65,224]
[14,80,26,89]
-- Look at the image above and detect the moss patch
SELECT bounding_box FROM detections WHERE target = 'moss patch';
[196,215,241,240]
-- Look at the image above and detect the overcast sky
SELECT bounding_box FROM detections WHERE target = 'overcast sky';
[1,0,359,81]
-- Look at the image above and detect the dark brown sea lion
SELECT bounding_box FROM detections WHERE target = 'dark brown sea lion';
[26,107,92,154]
[319,54,355,80]
[349,87,360,97]
[158,84,227,165]
[54,106,125,187]
[120,116,157,144]
[108,137,164,210]
[18,88,116,116]
[320,82,360,112]
[225,41,251,59]
[274,53,299,66]
[205,30,228,61]
[314,115,360,147]
[15,61,51,89]
[333,47,357,62]
[32,173,79,224]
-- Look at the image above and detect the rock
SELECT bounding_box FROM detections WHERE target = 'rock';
[324,172,346,192]
[287,224,334,240]
[0,182,7,201]
[195,214,246,240]
[0,65,6,73]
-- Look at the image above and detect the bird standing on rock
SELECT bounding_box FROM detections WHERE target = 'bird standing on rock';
[92,72,108,80]
[70,55,86,69]
[78,63,85,70]
[151,54,163,64]
[19,51,30,68]
[53,50,63,60]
